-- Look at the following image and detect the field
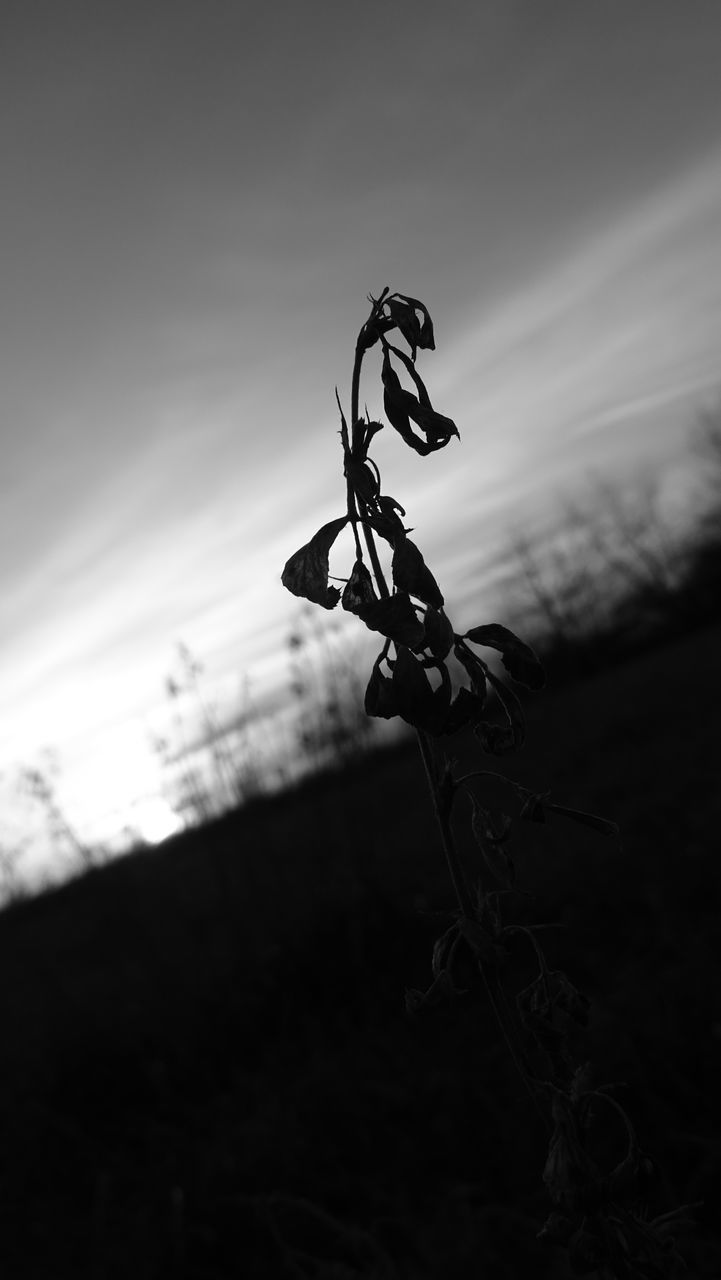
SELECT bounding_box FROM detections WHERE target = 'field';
[0,621,719,1278]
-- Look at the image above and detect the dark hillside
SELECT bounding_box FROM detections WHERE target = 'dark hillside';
[1,623,719,1277]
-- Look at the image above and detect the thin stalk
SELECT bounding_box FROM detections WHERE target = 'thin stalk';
[415,729,475,920]
[336,387,364,561]
[417,729,550,1131]
[362,515,390,599]
[350,309,393,597]
[348,300,547,1129]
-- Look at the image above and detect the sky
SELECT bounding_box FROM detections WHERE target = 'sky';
[2,0,721,886]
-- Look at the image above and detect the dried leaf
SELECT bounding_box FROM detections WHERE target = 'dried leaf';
[424,658,453,734]
[281,516,348,609]
[366,495,407,544]
[464,623,545,690]
[358,314,395,353]
[453,642,488,702]
[381,350,458,455]
[360,593,425,647]
[392,645,438,729]
[341,559,378,615]
[423,607,454,660]
[345,456,379,503]
[391,292,436,354]
[484,664,526,749]
[387,648,451,732]
[387,297,424,361]
[364,654,399,719]
[391,536,444,608]
[386,341,433,406]
[442,686,487,734]
[405,398,459,448]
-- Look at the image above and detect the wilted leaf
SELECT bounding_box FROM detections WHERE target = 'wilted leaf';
[392,645,438,729]
[464,623,545,690]
[453,642,487,702]
[387,298,423,361]
[391,292,436,354]
[386,341,433,407]
[281,516,348,609]
[364,654,399,719]
[385,294,436,360]
[443,686,487,734]
[423,607,454,659]
[387,648,451,732]
[381,350,459,455]
[345,456,380,504]
[358,314,395,353]
[405,398,459,448]
[484,665,526,749]
[341,559,378,616]
[382,356,432,455]
[366,495,407,544]
[391,536,444,608]
[360,593,425,647]
[424,658,453,734]
[385,345,460,445]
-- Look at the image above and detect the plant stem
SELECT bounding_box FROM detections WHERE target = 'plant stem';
[349,312,393,597]
[415,729,475,920]
[347,300,546,1124]
[416,727,549,1129]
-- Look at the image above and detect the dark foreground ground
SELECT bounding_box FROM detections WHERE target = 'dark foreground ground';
[1,623,719,1278]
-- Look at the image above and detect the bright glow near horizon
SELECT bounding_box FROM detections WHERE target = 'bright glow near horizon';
[2,1,721,889]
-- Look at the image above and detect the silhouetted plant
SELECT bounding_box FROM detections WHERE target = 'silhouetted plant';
[282,288,696,1276]
[502,432,721,684]
[153,642,248,826]
[20,752,93,870]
